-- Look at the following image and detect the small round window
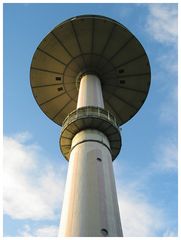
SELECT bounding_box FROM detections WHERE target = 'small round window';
[101,228,108,236]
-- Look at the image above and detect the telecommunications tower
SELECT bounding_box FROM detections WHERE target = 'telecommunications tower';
[30,15,151,237]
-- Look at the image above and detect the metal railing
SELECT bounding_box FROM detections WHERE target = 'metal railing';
[62,106,118,130]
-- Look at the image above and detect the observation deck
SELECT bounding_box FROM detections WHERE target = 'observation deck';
[60,106,121,160]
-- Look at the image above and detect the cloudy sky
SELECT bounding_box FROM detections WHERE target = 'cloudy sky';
[3,2,178,238]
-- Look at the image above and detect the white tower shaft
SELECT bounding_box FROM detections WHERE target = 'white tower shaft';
[59,74,123,237]
[77,74,104,108]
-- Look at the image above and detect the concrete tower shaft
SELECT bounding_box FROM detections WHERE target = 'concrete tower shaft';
[59,74,123,237]
[77,74,104,108]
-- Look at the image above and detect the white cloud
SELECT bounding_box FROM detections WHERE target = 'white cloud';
[157,51,178,75]
[151,37,178,126]
[12,131,33,143]
[18,224,32,237]
[19,224,58,237]
[159,84,178,125]
[4,132,177,237]
[34,225,58,237]
[146,4,178,44]
[3,133,66,221]
[117,183,165,237]
[163,228,178,237]
[143,5,178,127]
[115,138,177,234]
[153,137,178,172]
[155,51,178,126]
[114,157,177,236]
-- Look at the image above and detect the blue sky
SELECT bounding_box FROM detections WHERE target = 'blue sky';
[3,2,178,237]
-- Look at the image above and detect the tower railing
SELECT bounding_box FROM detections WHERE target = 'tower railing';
[62,106,118,130]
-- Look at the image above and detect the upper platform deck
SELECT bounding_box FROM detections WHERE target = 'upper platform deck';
[30,15,151,126]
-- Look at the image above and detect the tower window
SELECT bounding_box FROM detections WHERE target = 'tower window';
[57,87,63,91]
[56,77,61,81]
[120,80,125,84]
[101,228,108,236]
[118,69,124,74]
[97,157,102,162]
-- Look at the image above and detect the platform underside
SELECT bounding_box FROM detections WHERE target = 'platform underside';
[30,15,151,126]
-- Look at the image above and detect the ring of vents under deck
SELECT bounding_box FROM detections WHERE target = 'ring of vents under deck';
[30,15,151,237]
